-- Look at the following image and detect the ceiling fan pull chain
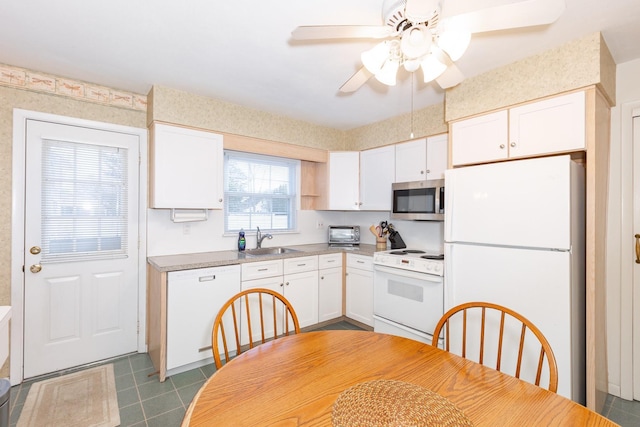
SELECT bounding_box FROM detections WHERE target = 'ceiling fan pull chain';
[410,73,415,139]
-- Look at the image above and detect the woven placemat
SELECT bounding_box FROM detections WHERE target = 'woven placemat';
[332,379,473,427]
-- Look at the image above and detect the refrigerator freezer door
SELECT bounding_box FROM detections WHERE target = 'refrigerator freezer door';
[444,242,585,403]
[445,155,575,250]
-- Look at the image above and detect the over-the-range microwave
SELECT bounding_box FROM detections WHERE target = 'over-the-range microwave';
[391,179,444,221]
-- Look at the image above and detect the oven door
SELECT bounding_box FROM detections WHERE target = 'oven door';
[373,265,444,335]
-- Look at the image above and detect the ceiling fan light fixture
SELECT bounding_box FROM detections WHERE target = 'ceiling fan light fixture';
[375,58,400,86]
[403,58,421,72]
[361,41,390,74]
[420,54,447,83]
[437,30,471,61]
[400,26,432,59]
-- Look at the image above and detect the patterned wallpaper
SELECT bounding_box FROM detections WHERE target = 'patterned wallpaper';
[445,32,616,121]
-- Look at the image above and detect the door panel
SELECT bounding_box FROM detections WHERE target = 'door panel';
[23,119,140,378]
[444,243,581,402]
[445,155,574,250]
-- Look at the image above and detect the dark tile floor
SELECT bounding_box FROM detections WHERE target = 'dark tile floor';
[601,393,640,426]
[8,320,638,426]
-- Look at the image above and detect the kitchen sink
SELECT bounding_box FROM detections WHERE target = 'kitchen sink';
[243,247,300,257]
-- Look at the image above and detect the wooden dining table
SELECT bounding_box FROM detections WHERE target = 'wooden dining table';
[182,330,616,426]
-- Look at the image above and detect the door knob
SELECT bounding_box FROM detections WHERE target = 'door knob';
[30,246,41,255]
[30,264,42,273]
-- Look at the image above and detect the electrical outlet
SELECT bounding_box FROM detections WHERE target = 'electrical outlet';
[183,223,191,235]
[316,221,324,229]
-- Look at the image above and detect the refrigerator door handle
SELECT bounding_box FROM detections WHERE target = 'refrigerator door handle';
[444,169,455,242]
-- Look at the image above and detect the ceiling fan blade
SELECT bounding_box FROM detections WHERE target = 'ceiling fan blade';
[405,0,439,23]
[292,25,394,40]
[339,67,374,93]
[435,64,464,89]
[442,0,565,34]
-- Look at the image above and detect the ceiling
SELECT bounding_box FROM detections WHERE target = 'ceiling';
[1,0,639,130]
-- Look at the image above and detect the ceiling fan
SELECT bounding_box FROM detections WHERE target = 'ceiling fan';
[291,0,565,93]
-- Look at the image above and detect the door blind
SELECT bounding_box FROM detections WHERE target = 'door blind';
[40,139,129,263]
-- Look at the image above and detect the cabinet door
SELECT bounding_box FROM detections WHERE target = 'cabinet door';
[425,134,448,180]
[166,265,240,371]
[319,267,343,322]
[150,123,223,209]
[284,270,319,328]
[395,139,427,182]
[346,266,374,327]
[328,151,360,210]
[509,91,586,158]
[240,275,284,345]
[451,110,508,166]
[360,145,395,210]
[345,254,374,327]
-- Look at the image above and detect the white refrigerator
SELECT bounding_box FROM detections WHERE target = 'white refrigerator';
[444,155,585,404]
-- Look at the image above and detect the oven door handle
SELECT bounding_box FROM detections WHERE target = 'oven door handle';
[373,264,443,282]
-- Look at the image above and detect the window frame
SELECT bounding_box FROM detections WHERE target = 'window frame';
[223,150,299,234]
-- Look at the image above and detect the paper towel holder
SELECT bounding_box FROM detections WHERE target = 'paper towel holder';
[170,209,209,223]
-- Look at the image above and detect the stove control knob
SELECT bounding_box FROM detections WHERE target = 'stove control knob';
[434,264,442,273]
[426,264,432,271]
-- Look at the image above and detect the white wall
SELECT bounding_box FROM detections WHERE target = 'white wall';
[147,208,443,257]
[607,57,640,398]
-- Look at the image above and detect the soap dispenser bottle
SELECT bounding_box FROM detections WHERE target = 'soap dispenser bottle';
[238,229,246,251]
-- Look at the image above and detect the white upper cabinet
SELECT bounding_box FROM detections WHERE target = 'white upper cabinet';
[451,91,586,166]
[360,145,395,211]
[395,134,447,182]
[508,91,586,158]
[395,138,427,182]
[150,123,223,209]
[327,151,360,210]
[451,110,509,165]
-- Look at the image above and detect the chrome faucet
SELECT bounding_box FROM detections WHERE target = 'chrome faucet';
[256,226,273,249]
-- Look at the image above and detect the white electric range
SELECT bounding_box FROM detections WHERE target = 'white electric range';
[372,249,444,344]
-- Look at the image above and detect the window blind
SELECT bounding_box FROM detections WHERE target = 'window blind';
[40,139,129,263]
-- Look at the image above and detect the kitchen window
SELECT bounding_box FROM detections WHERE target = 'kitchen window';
[224,151,298,233]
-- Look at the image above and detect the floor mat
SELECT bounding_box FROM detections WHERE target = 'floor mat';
[17,364,120,427]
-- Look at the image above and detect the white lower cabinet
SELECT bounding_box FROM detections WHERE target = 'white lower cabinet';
[345,254,374,327]
[318,253,343,322]
[241,256,319,341]
[166,264,241,373]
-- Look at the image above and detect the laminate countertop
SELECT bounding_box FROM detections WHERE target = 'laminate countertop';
[147,243,380,272]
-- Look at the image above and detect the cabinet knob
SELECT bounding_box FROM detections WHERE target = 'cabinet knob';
[285,281,290,286]
[280,283,284,287]
[219,198,223,202]
[426,169,430,174]
[510,142,516,147]
[420,170,424,174]
[358,202,363,206]
[320,276,324,280]
[499,144,505,149]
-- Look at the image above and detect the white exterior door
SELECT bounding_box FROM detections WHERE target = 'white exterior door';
[23,119,140,378]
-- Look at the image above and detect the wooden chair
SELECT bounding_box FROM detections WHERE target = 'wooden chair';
[211,288,300,369]
[432,301,558,392]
